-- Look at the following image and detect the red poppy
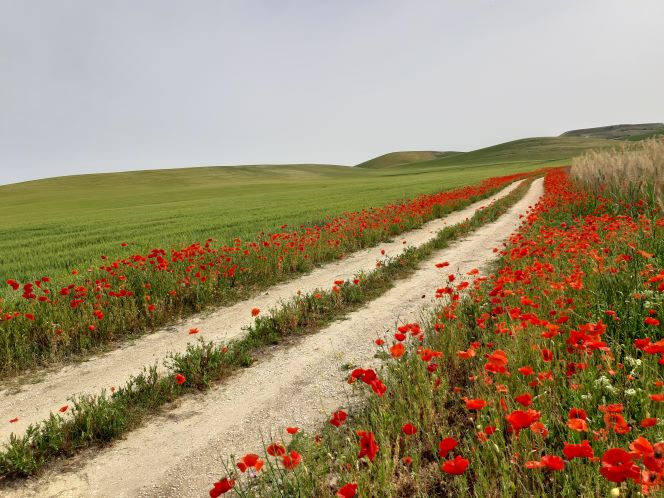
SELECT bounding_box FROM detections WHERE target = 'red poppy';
[281,450,302,470]
[640,418,658,428]
[438,437,459,458]
[525,455,564,471]
[390,343,405,359]
[649,394,664,402]
[402,423,417,436]
[9,417,18,423]
[337,483,358,498]
[59,405,68,413]
[251,307,261,317]
[237,453,264,472]
[644,317,660,326]
[563,440,594,460]
[357,431,379,462]
[484,349,508,374]
[441,455,469,475]
[286,427,301,435]
[464,398,488,411]
[266,442,286,457]
[505,409,540,433]
[518,366,534,376]
[402,456,413,465]
[330,410,347,427]
[189,328,200,335]
[209,478,235,497]
[600,448,640,483]
[175,373,186,385]
[514,393,533,407]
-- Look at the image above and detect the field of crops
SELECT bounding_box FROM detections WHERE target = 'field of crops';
[0,136,615,284]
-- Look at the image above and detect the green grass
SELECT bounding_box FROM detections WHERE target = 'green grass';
[0,163,535,284]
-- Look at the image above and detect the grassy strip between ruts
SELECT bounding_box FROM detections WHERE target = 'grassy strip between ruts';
[0,177,535,482]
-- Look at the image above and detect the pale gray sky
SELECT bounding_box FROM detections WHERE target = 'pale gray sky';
[1,0,663,185]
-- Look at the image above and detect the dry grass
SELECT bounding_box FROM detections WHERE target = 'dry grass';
[571,138,664,208]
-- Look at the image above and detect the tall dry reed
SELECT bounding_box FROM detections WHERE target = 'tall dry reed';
[571,137,664,209]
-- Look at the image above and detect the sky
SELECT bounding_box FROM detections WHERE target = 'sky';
[1,0,663,185]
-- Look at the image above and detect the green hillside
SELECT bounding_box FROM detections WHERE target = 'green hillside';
[356,151,461,169]
[560,123,664,140]
[365,137,621,172]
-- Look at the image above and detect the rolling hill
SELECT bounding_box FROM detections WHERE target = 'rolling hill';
[560,123,664,140]
[355,151,461,169]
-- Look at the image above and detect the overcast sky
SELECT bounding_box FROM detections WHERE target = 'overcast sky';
[1,0,663,185]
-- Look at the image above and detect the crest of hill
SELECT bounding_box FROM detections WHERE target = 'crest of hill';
[355,151,461,169]
[361,137,624,172]
[560,123,664,141]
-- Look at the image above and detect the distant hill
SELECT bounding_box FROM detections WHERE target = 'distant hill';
[560,123,664,140]
[362,137,622,172]
[355,151,461,169]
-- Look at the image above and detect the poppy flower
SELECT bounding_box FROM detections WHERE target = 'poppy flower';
[9,417,18,423]
[640,418,658,428]
[337,483,358,498]
[441,455,469,475]
[390,343,405,359]
[649,394,664,402]
[514,393,533,407]
[518,366,534,376]
[266,442,286,457]
[357,431,379,462]
[600,448,641,483]
[59,405,68,413]
[330,410,347,427]
[175,373,186,385]
[484,349,508,374]
[237,453,264,472]
[189,328,200,335]
[563,440,594,460]
[644,317,660,326]
[281,450,302,470]
[438,437,459,458]
[251,307,261,317]
[402,456,413,465]
[402,423,417,436]
[286,427,301,435]
[540,349,553,362]
[525,455,564,471]
[505,409,541,434]
[209,478,235,497]
[464,398,488,411]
